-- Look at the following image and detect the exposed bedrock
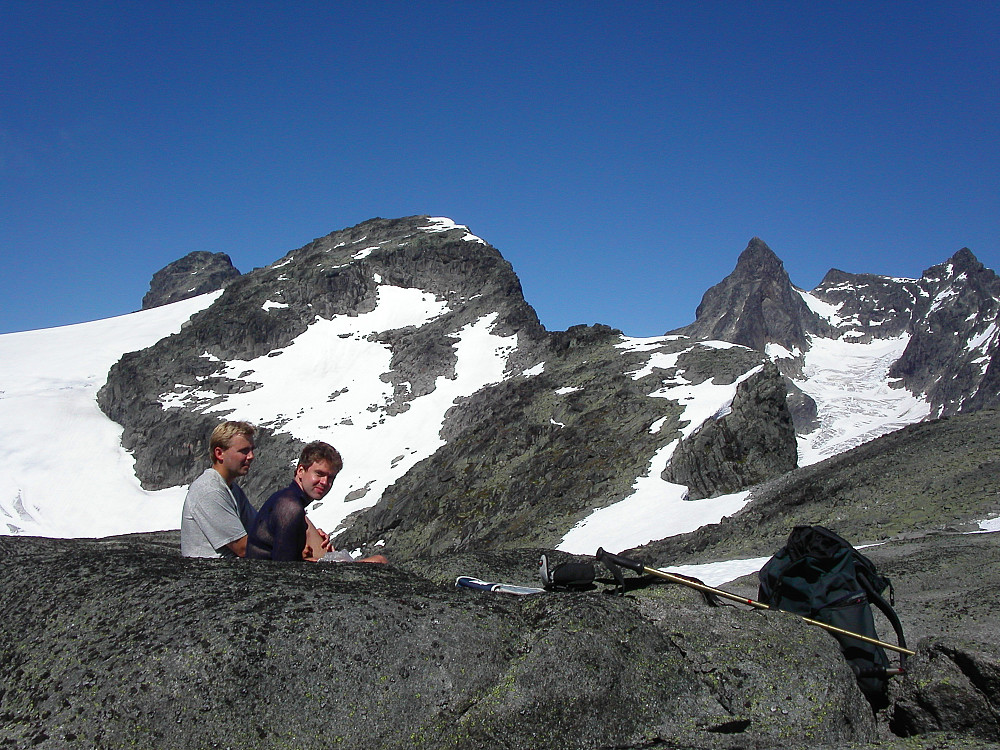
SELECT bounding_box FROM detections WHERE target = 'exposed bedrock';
[141,251,242,310]
[664,361,798,499]
[0,535,877,750]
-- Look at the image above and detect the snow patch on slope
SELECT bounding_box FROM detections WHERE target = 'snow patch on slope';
[161,283,517,534]
[557,462,751,556]
[423,217,487,245]
[558,341,763,554]
[0,293,222,537]
[797,289,846,327]
[794,335,930,465]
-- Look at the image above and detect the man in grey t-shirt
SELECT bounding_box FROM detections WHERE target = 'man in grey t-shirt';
[181,421,259,558]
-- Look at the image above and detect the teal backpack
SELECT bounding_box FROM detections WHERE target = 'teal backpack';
[757,525,908,710]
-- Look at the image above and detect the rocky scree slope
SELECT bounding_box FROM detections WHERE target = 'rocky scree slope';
[335,333,794,558]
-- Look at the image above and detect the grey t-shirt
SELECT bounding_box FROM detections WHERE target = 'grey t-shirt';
[180,467,258,558]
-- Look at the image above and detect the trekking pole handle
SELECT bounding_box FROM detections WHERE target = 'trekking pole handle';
[595,548,646,574]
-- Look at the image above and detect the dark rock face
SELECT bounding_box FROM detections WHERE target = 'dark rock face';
[333,337,775,559]
[671,238,830,355]
[5,529,1000,750]
[810,268,923,343]
[141,251,241,309]
[664,362,798,499]
[891,641,1000,739]
[889,249,1000,416]
[0,534,878,750]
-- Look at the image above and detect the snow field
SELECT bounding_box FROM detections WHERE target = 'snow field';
[0,293,221,536]
[794,335,931,465]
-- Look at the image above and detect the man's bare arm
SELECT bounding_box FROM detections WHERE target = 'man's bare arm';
[225,535,249,558]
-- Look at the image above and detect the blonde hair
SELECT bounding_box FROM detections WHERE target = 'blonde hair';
[209,421,256,460]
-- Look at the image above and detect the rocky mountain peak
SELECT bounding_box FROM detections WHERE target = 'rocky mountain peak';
[817,267,856,286]
[670,238,824,355]
[925,247,983,280]
[141,251,241,310]
[733,237,788,279]
[101,215,549,500]
[888,247,1000,415]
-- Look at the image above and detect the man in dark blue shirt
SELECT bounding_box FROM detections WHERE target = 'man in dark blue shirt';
[246,441,387,563]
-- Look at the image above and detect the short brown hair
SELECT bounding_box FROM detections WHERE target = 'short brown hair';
[209,421,256,460]
[298,441,342,473]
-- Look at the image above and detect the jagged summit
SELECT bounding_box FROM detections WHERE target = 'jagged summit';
[670,237,825,354]
[929,246,982,278]
[734,236,788,277]
[673,236,1000,429]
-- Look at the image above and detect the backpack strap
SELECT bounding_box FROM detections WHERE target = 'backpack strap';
[857,573,909,667]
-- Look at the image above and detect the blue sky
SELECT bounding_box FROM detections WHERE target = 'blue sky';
[2,1,998,337]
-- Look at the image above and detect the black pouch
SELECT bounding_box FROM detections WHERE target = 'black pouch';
[540,554,595,590]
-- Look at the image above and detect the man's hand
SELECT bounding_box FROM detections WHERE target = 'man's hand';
[317,527,334,553]
[303,517,332,561]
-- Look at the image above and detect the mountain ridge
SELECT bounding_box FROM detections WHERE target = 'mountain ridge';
[96,216,795,558]
[93,217,999,562]
[3,215,997,560]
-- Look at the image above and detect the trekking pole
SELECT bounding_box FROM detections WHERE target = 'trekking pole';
[595,548,915,658]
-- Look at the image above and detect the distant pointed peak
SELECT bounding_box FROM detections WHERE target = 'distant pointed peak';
[924,247,984,280]
[949,247,982,272]
[733,237,787,279]
[818,268,856,287]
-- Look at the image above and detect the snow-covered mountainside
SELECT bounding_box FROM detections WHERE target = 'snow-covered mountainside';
[2,218,996,563]
[0,294,220,536]
[95,217,794,559]
[2,218,789,556]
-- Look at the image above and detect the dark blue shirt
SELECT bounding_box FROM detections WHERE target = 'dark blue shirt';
[246,482,308,561]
